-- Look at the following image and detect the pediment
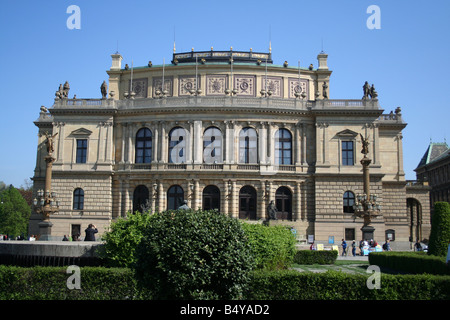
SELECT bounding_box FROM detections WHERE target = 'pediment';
[70,128,93,136]
[336,129,359,137]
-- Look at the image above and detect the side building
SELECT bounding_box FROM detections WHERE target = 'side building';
[30,48,430,248]
[415,141,450,209]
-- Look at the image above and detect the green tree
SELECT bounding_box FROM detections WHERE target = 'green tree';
[428,202,450,256]
[0,186,31,237]
[134,209,255,300]
[100,210,153,267]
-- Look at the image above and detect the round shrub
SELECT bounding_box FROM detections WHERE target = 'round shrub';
[100,211,152,267]
[133,209,255,300]
[241,222,296,270]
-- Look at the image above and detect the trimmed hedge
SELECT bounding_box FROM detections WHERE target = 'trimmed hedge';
[1,266,449,300]
[0,265,151,300]
[294,250,338,265]
[247,269,450,300]
[369,251,450,275]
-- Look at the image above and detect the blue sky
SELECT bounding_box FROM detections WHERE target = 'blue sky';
[0,0,449,187]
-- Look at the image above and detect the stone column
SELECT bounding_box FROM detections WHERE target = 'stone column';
[120,123,126,164]
[160,122,167,163]
[105,122,113,163]
[193,121,202,164]
[124,180,130,215]
[259,122,267,164]
[260,180,266,220]
[295,182,301,221]
[295,123,301,165]
[194,179,200,210]
[97,122,105,163]
[396,133,405,178]
[231,180,237,218]
[267,122,273,164]
[153,123,159,163]
[127,123,133,163]
[56,122,66,162]
[158,181,164,212]
[225,121,235,164]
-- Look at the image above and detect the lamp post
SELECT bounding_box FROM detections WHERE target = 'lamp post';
[352,133,382,240]
[33,132,59,240]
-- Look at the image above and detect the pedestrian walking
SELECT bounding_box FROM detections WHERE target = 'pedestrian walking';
[351,240,356,256]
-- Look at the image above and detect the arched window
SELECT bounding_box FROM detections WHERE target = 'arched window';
[168,127,187,164]
[73,188,84,210]
[203,127,223,164]
[275,129,292,165]
[202,185,221,211]
[276,186,292,220]
[239,186,257,220]
[167,185,184,210]
[343,191,355,213]
[133,185,150,213]
[239,127,258,164]
[135,128,152,164]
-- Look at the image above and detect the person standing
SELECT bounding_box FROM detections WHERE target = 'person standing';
[84,224,98,241]
[351,240,356,256]
[341,239,347,256]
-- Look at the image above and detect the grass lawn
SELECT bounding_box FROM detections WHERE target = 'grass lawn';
[292,260,372,275]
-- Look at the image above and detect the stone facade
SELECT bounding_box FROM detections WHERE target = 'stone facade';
[29,49,430,247]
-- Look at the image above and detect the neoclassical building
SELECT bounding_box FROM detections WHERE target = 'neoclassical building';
[30,48,430,247]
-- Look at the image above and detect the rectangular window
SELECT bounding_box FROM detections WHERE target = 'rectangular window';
[345,228,355,241]
[76,139,87,163]
[342,141,354,166]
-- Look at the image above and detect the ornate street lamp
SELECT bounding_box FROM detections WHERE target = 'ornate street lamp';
[33,132,59,240]
[352,133,382,240]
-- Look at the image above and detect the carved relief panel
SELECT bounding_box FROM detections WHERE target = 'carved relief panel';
[152,77,173,97]
[262,76,282,97]
[288,78,309,99]
[234,75,255,96]
[128,78,148,98]
[206,75,228,95]
[179,75,201,96]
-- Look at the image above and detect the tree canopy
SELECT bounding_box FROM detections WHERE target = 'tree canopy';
[0,185,31,237]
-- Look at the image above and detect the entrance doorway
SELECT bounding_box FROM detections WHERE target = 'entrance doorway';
[239,186,257,220]
[275,186,292,220]
[203,185,221,211]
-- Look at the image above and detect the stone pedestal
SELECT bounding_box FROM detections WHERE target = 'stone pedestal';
[38,220,53,241]
[361,225,375,241]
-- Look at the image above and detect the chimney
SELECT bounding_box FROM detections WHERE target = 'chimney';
[111,52,123,71]
[317,52,328,70]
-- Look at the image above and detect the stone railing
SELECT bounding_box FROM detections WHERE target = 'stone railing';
[51,96,381,112]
